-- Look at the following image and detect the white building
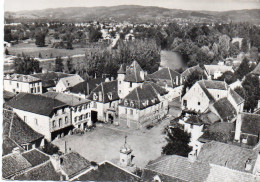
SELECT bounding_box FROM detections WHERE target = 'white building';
[6,93,72,141]
[118,81,169,129]
[4,74,42,94]
[88,80,119,123]
[204,65,234,80]
[117,61,146,99]
[55,75,84,92]
[43,92,92,130]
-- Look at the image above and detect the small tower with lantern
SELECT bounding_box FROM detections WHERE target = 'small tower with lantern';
[120,135,133,167]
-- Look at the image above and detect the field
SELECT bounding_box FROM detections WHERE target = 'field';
[7,43,89,59]
[52,118,171,170]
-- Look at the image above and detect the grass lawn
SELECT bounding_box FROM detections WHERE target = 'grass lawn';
[52,119,170,169]
[8,43,89,59]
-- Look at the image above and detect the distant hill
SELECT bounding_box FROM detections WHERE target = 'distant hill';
[5,5,260,24]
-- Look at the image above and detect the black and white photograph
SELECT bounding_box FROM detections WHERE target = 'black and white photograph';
[2,0,260,181]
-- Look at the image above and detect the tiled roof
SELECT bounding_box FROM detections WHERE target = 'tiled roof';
[199,111,220,125]
[198,80,228,90]
[32,71,73,88]
[197,141,258,173]
[4,74,41,83]
[204,65,233,76]
[6,93,67,117]
[60,152,91,178]
[2,153,32,179]
[199,122,235,143]
[251,62,260,75]
[212,98,237,122]
[181,65,204,78]
[119,82,168,110]
[3,109,44,146]
[117,64,125,74]
[43,92,90,107]
[148,68,180,80]
[13,161,61,181]
[88,80,119,103]
[3,90,16,101]
[68,78,106,95]
[2,137,24,156]
[74,161,140,181]
[59,75,84,88]
[229,88,244,105]
[206,164,257,182]
[186,115,205,126]
[197,81,215,102]
[21,149,50,167]
[124,60,145,82]
[143,155,211,182]
[240,113,260,136]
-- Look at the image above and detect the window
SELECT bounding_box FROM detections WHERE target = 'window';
[65,116,68,123]
[59,118,62,127]
[130,109,133,115]
[183,100,187,107]
[52,120,56,128]
[125,108,127,114]
[31,88,34,93]
[190,124,193,129]
[217,94,219,98]
[130,82,132,88]
[86,113,88,118]
[24,116,27,122]
[35,118,38,125]
[161,102,163,109]
[37,87,40,92]
[17,83,19,88]
[74,117,77,122]
[198,102,200,106]
[78,106,82,112]
[93,93,98,100]
[79,115,83,121]
[62,108,65,114]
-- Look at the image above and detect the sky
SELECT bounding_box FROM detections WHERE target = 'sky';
[4,0,260,12]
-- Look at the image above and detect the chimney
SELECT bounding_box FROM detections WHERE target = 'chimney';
[50,154,62,172]
[188,150,197,163]
[12,147,21,154]
[90,161,99,170]
[98,91,102,102]
[245,159,252,171]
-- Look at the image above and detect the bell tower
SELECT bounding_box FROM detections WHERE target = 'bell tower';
[117,64,125,99]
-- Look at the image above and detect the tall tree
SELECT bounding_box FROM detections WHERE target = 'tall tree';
[55,57,64,72]
[35,31,46,47]
[162,127,192,157]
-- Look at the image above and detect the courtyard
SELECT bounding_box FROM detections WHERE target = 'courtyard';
[52,117,171,169]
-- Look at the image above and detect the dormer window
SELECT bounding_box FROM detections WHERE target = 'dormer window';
[130,101,135,107]
[93,93,98,100]
[108,92,113,100]
[124,100,128,106]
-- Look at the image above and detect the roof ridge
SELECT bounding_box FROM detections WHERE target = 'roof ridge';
[168,67,174,87]
[8,112,15,138]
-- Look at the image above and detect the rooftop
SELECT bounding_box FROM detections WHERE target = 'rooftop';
[88,80,119,103]
[251,62,260,75]
[181,65,204,78]
[68,78,106,95]
[4,74,41,83]
[60,152,91,179]
[197,141,258,173]
[204,65,233,76]
[74,161,140,182]
[32,71,73,88]
[59,75,84,89]
[124,60,145,82]
[6,93,67,117]
[212,97,237,122]
[240,113,260,136]
[198,80,228,90]
[143,155,210,182]
[229,88,244,105]
[119,82,168,110]
[3,109,44,147]
[43,92,90,107]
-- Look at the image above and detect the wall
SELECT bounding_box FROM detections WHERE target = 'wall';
[182,83,210,113]
[55,81,66,92]
[13,108,52,141]
[49,107,71,133]
[72,102,92,128]
[4,80,42,94]
[208,89,227,101]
